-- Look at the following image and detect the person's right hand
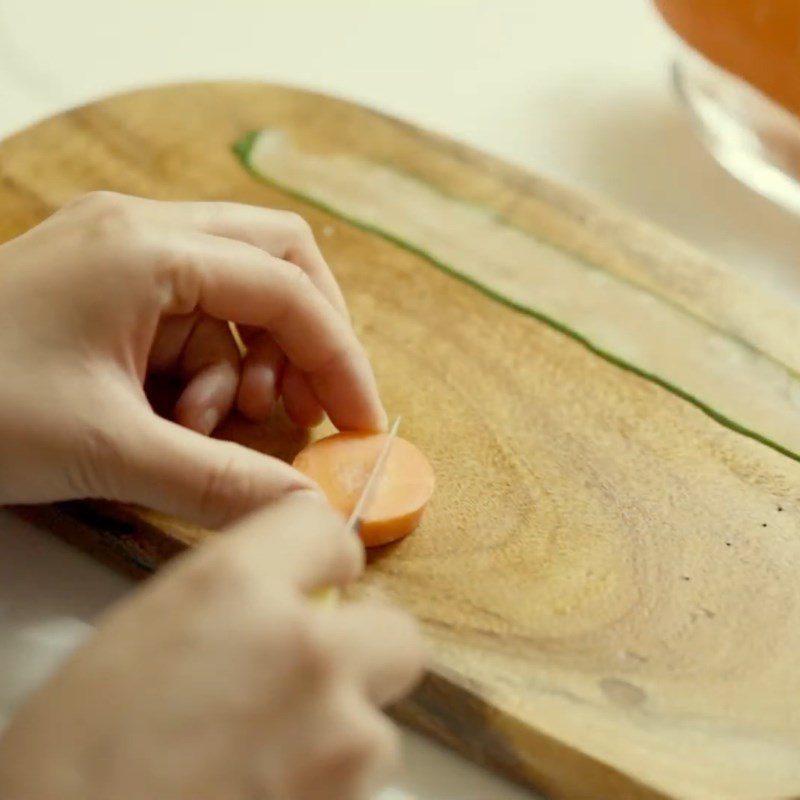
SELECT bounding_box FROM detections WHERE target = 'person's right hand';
[0,493,424,800]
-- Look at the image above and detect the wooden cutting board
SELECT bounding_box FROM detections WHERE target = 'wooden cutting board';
[3,82,800,800]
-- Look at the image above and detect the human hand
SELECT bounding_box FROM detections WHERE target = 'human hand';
[0,493,424,800]
[0,192,386,524]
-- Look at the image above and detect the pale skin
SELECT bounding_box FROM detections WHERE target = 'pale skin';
[0,192,424,799]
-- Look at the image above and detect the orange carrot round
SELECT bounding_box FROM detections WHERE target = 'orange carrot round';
[293,432,434,547]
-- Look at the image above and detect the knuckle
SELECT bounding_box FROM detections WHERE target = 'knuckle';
[153,243,202,314]
[68,189,122,211]
[267,262,315,331]
[282,210,313,239]
[155,239,195,279]
[282,260,315,293]
[76,191,139,237]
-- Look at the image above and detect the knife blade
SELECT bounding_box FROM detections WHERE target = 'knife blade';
[313,416,401,605]
[344,416,401,537]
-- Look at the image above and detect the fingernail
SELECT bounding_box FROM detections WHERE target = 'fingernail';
[253,364,279,408]
[201,407,221,435]
[239,364,278,421]
[204,362,238,401]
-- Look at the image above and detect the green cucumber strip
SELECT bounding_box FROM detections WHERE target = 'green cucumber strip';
[235,129,800,465]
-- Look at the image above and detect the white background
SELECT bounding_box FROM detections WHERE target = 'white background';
[1,1,798,797]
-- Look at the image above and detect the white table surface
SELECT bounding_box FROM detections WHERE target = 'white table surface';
[2,1,799,797]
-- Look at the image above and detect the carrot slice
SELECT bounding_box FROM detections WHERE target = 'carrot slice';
[293,431,434,547]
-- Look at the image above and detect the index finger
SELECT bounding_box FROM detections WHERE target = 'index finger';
[156,232,387,432]
[198,203,350,319]
[137,199,350,318]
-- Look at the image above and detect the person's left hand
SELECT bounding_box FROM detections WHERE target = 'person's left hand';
[0,192,386,525]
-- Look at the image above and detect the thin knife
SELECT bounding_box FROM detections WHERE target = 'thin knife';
[313,416,401,604]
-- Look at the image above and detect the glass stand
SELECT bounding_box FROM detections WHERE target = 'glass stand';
[672,47,800,215]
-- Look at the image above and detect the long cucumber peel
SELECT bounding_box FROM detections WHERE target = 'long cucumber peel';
[235,129,800,466]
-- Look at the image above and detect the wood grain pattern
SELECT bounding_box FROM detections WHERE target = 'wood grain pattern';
[240,128,800,464]
[3,83,800,799]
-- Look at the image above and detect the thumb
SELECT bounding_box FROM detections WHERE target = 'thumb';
[116,415,315,528]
